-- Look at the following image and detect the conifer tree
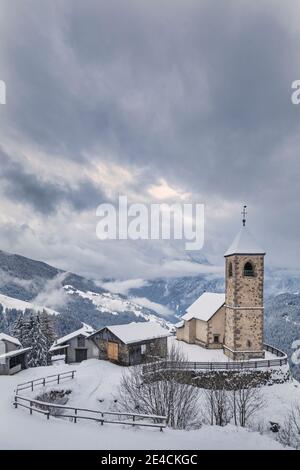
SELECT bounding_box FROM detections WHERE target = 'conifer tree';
[26,314,48,368]
[39,310,56,364]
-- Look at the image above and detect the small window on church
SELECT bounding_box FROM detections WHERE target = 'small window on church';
[228,262,233,277]
[247,340,252,348]
[213,335,220,343]
[244,261,254,277]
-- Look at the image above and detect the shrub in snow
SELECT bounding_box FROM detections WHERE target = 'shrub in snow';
[278,404,300,449]
[35,389,71,416]
[201,374,265,428]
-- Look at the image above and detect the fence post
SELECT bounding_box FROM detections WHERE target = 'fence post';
[74,409,77,423]
[72,371,75,379]
[57,374,60,385]
[30,401,32,415]
[43,378,45,387]
[31,381,34,391]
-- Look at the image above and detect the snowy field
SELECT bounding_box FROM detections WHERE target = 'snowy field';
[0,358,298,450]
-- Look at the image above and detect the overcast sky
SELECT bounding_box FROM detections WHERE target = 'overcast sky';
[0,0,300,280]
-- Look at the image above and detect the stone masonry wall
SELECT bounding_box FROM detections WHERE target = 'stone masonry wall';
[224,254,265,359]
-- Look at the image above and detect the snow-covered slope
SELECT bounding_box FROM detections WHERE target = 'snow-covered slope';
[63,285,173,328]
[0,360,290,450]
[0,293,59,316]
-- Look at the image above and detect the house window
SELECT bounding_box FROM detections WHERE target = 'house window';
[77,336,85,347]
[244,261,254,277]
[228,262,233,277]
[213,335,220,343]
[141,344,146,354]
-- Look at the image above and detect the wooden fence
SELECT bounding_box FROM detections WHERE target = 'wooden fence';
[143,343,288,375]
[13,395,166,431]
[15,370,76,394]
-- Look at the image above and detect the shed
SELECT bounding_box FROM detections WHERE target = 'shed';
[49,323,98,363]
[89,321,170,366]
[0,333,30,375]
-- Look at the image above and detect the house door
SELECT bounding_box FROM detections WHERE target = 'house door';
[75,349,87,362]
[107,342,119,361]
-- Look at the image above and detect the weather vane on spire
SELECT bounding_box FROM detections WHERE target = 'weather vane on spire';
[241,205,247,227]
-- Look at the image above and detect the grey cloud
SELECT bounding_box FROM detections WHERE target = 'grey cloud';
[0,149,106,214]
[0,0,299,276]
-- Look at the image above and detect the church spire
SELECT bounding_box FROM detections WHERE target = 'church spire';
[241,205,247,227]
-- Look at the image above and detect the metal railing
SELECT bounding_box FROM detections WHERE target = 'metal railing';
[13,395,166,431]
[15,370,76,394]
[143,344,287,375]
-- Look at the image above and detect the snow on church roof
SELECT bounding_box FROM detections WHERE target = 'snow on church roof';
[93,321,171,344]
[224,226,265,257]
[182,292,225,322]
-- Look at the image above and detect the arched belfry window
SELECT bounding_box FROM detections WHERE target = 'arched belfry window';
[228,262,233,277]
[244,261,254,277]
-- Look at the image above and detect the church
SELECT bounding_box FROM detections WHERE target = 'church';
[176,210,266,360]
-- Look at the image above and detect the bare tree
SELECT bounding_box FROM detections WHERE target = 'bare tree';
[202,386,232,426]
[118,343,201,429]
[279,404,300,449]
[229,375,265,427]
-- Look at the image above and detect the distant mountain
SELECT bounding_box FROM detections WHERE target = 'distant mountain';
[128,275,225,318]
[264,292,300,380]
[0,250,172,336]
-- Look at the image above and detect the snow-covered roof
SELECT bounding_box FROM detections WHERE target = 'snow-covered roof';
[49,343,70,352]
[224,226,265,257]
[0,347,31,360]
[182,292,225,322]
[94,321,171,344]
[0,333,21,347]
[52,323,95,347]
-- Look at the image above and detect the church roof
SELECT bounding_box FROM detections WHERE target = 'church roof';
[224,226,265,257]
[182,292,225,322]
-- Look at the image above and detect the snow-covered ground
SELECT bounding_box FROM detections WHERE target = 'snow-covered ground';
[0,359,297,450]
[169,336,279,362]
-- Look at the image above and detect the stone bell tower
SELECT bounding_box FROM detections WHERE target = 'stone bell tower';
[224,207,266,360]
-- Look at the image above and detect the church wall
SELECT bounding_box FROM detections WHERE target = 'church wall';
[207,306,225,348]
[224,253,265,359]
[176,319,196,343]
[234,255,264,307]
[195,319,208,346]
